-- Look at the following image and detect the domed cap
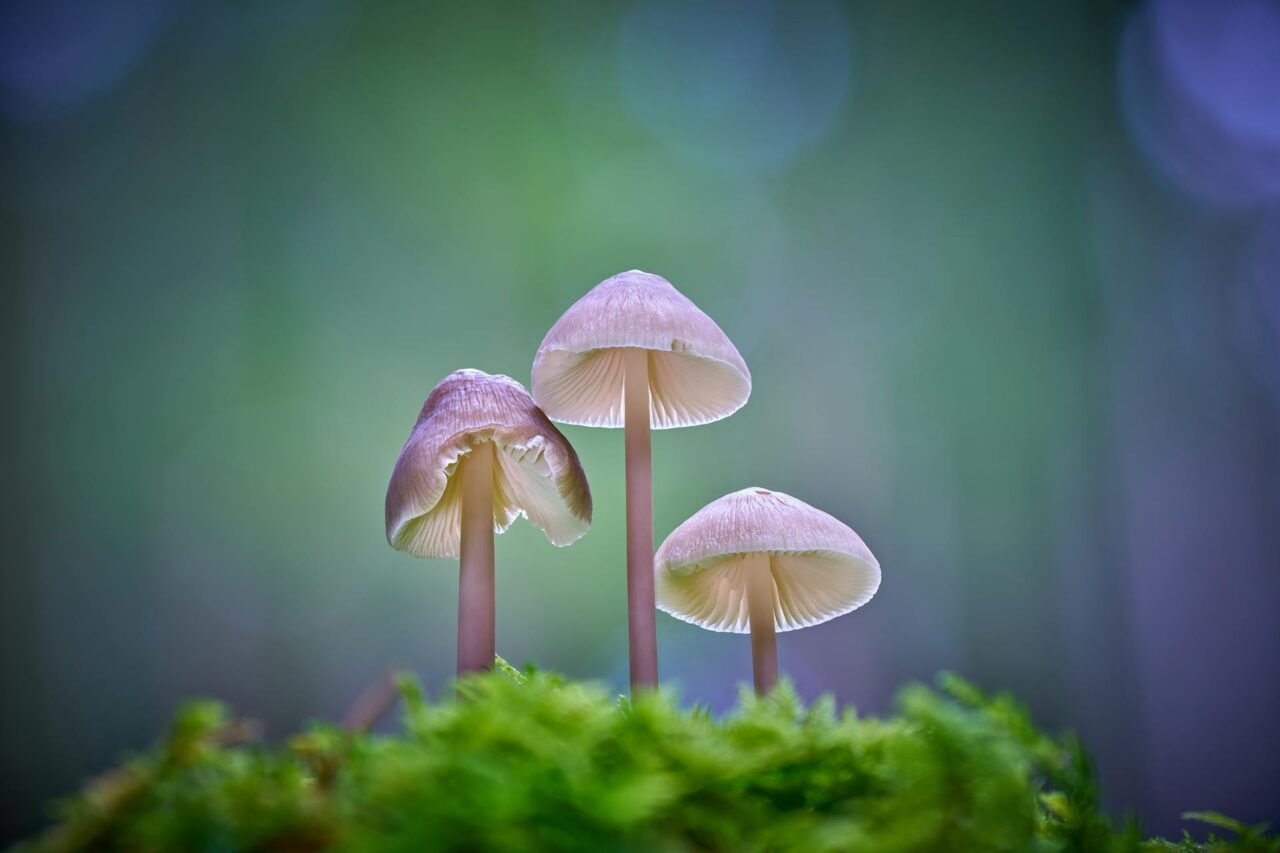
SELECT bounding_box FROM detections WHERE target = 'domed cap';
[655,488,880,633]
[386,369,592,558]
[531,270,751,429]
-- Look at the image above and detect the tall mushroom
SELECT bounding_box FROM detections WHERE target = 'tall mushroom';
[386,369,592,675]
[655,488,880,695]
[532,270,750,690]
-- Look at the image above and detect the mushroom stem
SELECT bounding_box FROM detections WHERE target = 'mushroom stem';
[457,440,496,676]
[623,347,659,690]
[746,553,778,696]
[342,665,403,732]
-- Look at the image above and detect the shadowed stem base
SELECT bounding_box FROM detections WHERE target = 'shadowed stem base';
[458,440,496,676]
[746,553,778,695]
[624,348,659,690]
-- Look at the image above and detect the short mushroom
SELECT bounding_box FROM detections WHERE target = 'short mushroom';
[655,488,880,695]
[386,369,592,675]
[532,270,750,689]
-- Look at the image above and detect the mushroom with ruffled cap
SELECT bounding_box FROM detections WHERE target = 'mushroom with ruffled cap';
[386,369,592,675]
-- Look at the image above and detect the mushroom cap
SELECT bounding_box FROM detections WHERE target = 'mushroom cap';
[385,369,592,558]
[531,270,751,429]
[655,488,880,633]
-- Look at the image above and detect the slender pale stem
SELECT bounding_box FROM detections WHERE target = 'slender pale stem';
[457,440,495,676]
[342,665,403,732]
[746,552,778,696]
[623,348,659,690]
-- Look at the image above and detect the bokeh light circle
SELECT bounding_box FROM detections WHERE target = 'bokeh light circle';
[1118,0,1280,208]
[0,0,174,121]
[616,0,852,174]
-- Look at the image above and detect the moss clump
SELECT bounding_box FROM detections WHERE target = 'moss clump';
[19,668,1275,852]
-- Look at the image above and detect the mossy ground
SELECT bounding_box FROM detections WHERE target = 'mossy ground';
[18,664,1275,852]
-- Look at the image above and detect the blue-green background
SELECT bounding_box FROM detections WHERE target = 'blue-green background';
[2,0,1278,842]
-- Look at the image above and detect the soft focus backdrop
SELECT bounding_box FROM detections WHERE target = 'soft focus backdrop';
[2,0,1278,842]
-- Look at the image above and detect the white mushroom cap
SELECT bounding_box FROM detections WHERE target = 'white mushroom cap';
[531,270,751,429]
[385,369,592,558]
[655,488,880,633]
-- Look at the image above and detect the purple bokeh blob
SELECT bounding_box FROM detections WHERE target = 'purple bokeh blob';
[0,0,175,120]
[1118,0,1280,207]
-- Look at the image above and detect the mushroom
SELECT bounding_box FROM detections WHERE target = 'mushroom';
[385,369,592,675]
[655,488,880,695]
[532,270,750,689]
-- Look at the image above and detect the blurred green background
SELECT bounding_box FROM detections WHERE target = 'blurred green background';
[2,0,1278,842]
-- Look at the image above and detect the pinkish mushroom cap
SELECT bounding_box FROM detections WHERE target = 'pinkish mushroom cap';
[655,488,880,632]
[531,270,751,429]
[386,369,592,558]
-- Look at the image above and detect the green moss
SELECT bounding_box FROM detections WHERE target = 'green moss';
[18,667,1275,853]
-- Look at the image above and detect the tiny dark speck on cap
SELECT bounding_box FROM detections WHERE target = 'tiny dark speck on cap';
[754,489,772,495]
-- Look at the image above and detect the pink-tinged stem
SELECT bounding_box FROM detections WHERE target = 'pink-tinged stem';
[342,665,403,732]
[746,552,778,696]
[623,348,659,690]
[458,440,496,676]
